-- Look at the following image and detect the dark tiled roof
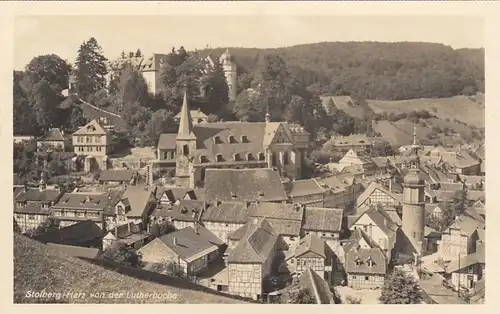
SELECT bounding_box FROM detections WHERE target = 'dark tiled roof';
[201,201,250,224]
[119,186,154,218]
[204,168,288,202]
[38,128,67,142]
[14,203,51,214]
[157,133,177,150]
[264,218,302,236]
[445,247,485,273]
[98,169,136,182]
[344,247,386,275]
[287,179,324,198]
[52,190,123,213]
[302,207,343,233]
[227,218,278,264]
[15,188,62,203]
[46,243,100,259]
[153,199,205,222]
[281,268,334,304]
[34,220,103,245]
[156,226,223,261]
[295,234,325,258]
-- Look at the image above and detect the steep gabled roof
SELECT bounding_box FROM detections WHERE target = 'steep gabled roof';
[302,207,343,233]
[356,181,400,208]
[295,234,326,258]
[72,119,107,136]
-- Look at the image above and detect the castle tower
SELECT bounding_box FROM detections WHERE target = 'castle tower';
[219,49,238,101]
[175,91,197,188]
[402,126,425,255]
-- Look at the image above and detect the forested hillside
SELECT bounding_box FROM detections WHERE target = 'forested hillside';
[201,42,484,100]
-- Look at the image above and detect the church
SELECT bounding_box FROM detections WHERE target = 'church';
[155,92,311,189]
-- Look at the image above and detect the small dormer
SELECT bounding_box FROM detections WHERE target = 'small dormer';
[213,136,223,144]
[228,135,237,144]
[366,257,375,267]
[231,192,237,199]
[216,154,224,162]
[258,152,265,161]
[355,256,363,266]
[241,135,249,143]
[200,155,209,163]
[87,125,96,132]
[234,153,241,161]
[246,153,254,161]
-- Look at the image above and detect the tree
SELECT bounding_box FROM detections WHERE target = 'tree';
[118,64,150,107]
[74,37,108,99]
[372,140,395,157]
[150,220,176,238]
[283,287,316,304]
[199,57,229,115]
[13,71,40,136]
[452,185,469,217]
[65,104,88,132]
[143,109,177,147]
[379,269,423,304]
[100,242,142,268]
[25,54,71,90]
[150,260,185,278]
[233,89,267,122]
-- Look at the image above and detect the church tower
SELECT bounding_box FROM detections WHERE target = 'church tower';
[175,91,197,188]
[220,49,238,102]
[402,126,426,255]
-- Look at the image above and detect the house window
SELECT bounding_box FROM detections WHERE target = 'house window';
[200,155,209,163]
[352,276,357,279]
[234,153,241,161]
[228,135,236,143]
[291,259,294,264]
[216,154,224,162]
[283,151,289,165]
[271,153,277,166]
[365,276,369,281]
[97,146,102,152]
[95,136,101,143]
[213,136,223,144]
[246,153,254,161]
[86,136,91,143]
[183,145,189,156]
[241,136,249,143]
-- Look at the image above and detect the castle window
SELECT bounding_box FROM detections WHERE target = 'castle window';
[200,155,209,163]
[283,151,289,165]
[241,135,249,143]
[228,135,237,144]
[258,153,265,161]
[216,154,224,162]
[234,153,241,161]
[213,136,223,144]
[246,153,254,161]
[183,145,189,156]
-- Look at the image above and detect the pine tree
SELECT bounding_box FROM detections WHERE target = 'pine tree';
[379,269,423,304]
[74,37,108,99]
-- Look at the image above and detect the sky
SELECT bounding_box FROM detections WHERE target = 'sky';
[14,15,484,70]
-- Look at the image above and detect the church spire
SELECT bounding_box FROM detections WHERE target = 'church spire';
[412,124,418,146]
[177,90,196,140]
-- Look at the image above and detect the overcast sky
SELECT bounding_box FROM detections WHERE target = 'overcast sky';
[14,15,483,70]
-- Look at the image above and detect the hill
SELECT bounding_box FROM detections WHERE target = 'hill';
[201,42,484,101]
[367,95,485,128]
[13,234,247,304]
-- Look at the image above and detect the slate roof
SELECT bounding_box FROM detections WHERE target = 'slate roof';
[119,186,154,218]
[38,128,67,142]
[286,179,325,198]
[201,201,250,224]
[302,207,343,233]
[227,218,278,264]
[282,268,334,304]
[155,187,202,203]
[34,220,103,246]
[204,168,288,202]
[418,276,467,304]
[14,203,50,215]
[15,188,62,204]
[52,190,124,214]
[157,133,177,150]
[155,226,223,262]
[295,234,326,258]
[153,199,206,222]
[263,218,302,236]
[344,246,387,275]
[342,228,380,254]
[98,169,136,182]
[46,243,101,259]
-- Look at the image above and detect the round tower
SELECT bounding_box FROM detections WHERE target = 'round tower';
[402,126,425,253]
[220,49,238,101]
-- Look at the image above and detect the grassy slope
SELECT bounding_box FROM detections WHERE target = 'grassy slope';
[13,234,246,304]
[320,96,367,119]
[367,95,485,128]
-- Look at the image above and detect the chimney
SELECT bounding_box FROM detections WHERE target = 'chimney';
[173,237,177,246]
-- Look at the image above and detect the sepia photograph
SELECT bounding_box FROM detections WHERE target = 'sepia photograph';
[11,4,486,305]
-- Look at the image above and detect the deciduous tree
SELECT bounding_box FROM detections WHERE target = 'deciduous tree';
[379,268,423,304]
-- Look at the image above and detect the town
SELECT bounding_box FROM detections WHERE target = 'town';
[13,39,485,304]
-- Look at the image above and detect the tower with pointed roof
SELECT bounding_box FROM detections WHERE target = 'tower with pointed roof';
[219,49,238,101]
[175,91,198,188]
[402,125,425,255]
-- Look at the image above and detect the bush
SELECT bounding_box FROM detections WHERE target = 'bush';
[99,242,143,268]
[345,295,362,304]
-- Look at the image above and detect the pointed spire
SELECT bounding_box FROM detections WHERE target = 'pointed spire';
[177,91,196,140]
[412,123,418,146]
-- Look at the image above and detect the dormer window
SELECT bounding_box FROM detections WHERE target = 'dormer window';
[258,191,264,196]
[241,135,249,143]
[213,136,223,144]
[231,192,237,199]
[247,153,254,161]
[355,258,363,266]
[200,155,209,163]
[367,259,375,267]
[258,153,265,161]
[216,154,224,162]
[181,207,188,214]
[234,153,241,161]
[86,125,96,132]
[228,135,237,144]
